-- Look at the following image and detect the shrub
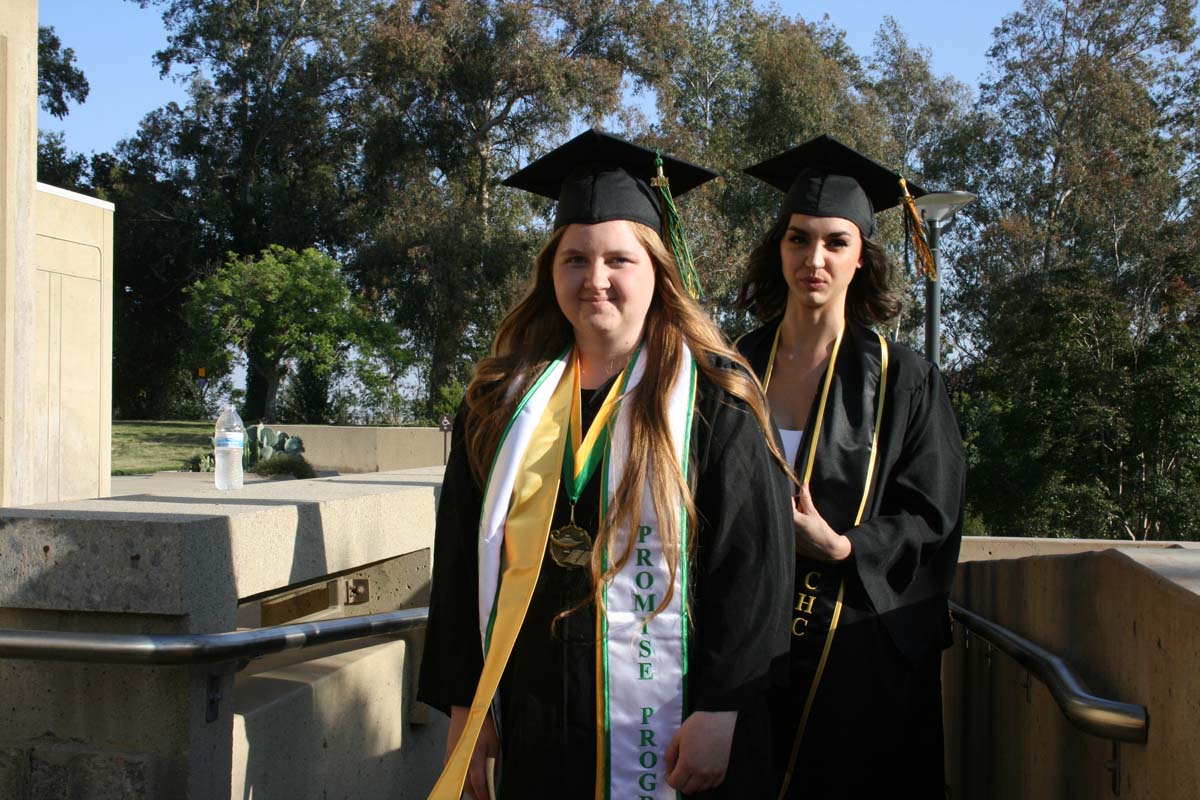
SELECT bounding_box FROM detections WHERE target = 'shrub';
[252,453,316,480]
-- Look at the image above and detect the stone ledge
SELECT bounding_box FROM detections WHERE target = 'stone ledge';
[0,468,444,630]
[959,535,1197,563]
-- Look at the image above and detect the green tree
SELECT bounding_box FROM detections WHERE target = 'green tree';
[866,17,974,351]
[637,0,763,156]
[354,0,639,414]
[627,0,773,331]
[187,245,409,423]
[37,26,92,189]
[867,18,971,179]
[37,25,89,119]
[36,131,89,190]
[91,107,217,419]
[1122,251,1200,538]
[133,0,382,419]
[951,0,1200,538]
[634,5,892,333]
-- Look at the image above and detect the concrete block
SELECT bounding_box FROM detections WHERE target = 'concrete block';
[0,183,115,508]
[0,467,445,630]
[1,0,41,509]
[64,750,151,799]
[17,740,154,800]
[946,547,1200,800]
[28,749,69,800]
[0,467,442,798]
[0,747,31,797]
[271,425,447,473]
[231,638,446,800]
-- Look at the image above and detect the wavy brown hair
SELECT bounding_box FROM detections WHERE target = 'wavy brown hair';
[464,221,784,621]
[736,209,901,325]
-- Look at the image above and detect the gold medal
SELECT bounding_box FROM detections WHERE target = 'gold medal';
[549,504,593,569]
[547,349,633,571]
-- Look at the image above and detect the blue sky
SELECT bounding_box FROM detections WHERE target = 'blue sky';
[38,0,1022,156]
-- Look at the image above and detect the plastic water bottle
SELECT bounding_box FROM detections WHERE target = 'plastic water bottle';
[214,405,245,491]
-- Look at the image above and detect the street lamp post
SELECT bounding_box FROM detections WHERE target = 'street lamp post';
[913,191,977,367]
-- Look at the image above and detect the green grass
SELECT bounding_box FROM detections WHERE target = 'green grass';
[112,420,214,475]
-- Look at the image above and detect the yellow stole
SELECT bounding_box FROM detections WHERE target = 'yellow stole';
[429,358,574,799]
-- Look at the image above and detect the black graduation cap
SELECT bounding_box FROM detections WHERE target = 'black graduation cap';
[743,134,925,237]
[503,129,718,232]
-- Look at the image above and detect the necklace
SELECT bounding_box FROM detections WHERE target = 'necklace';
[548,347,635,569]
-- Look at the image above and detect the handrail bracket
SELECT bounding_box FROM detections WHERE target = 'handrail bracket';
[1104,741,1121,796]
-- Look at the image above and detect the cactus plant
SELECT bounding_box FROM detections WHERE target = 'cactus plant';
[244,424,304,468]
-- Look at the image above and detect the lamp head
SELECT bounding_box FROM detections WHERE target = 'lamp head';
[914,190,977,224]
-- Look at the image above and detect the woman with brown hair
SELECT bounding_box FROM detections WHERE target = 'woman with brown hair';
[736,135,966,799]
[418,130,793,799]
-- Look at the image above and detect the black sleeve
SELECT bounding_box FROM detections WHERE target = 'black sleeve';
[844,363,965,646]
[689,386,795,712]
[417,405,486,715]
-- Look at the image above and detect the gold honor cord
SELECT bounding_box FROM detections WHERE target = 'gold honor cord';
[762,320,846,484]
[762,325,782,394]
[799,323,844,485]
[594,608,607,800]
[777,332,890,800]
[855,337,889,524]
[428,368,575,800]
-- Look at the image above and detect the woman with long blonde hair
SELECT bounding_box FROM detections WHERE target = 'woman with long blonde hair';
[419,130,792,799]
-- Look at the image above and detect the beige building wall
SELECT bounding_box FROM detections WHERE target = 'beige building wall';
[1,2,111,506]
[31,184,114,502]
[1,0,39,506]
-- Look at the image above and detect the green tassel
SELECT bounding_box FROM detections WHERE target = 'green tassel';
[652,151,703,300]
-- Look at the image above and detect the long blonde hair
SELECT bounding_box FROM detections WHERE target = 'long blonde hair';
[465,221,783,620]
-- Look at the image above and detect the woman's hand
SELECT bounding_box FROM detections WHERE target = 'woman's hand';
[793,484,852,562]
[664,710,737,794]
[446,705,499,800]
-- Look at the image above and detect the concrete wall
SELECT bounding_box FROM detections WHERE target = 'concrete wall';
[945,542,1200,800]
[7,465,1200,799]
[31,184,114,502]
[0,467,448,799]
[0,0,39,507]
[0,0,113,507]
[231,637,443,800]
[231,546,442,799]
[273,424,448,473]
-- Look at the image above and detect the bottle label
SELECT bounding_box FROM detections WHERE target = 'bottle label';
[215,432,245,449]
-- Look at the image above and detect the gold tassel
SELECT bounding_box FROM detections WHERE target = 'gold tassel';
[900,176,937,281]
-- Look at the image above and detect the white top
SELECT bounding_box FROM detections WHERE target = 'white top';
[779,428,804,469]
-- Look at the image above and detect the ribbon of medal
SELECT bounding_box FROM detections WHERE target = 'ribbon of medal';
[549,349,631,569]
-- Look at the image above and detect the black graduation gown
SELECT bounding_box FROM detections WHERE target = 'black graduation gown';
[418,366,794,799]
[737,320,966,800]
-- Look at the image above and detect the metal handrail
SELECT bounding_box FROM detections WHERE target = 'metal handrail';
[0,606,429,666]
[950,601,1148,743]
[0,602,1150,745]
